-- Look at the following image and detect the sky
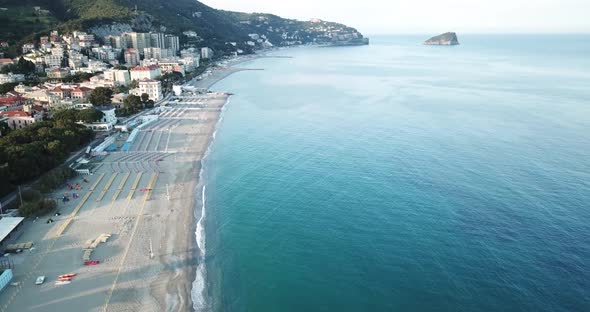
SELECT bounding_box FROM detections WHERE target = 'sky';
[201,0,590,34]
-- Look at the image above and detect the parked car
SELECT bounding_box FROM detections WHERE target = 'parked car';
[35,276,45,285]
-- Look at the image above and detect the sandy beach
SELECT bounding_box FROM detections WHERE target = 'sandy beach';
[0,63,244,311]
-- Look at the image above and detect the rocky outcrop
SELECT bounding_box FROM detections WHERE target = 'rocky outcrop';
[131,12,154,32]
[89,13,154,39]
[89,23,134,38]
[424,32,459,46]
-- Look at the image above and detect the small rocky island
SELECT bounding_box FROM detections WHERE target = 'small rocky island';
[424,32,460,45]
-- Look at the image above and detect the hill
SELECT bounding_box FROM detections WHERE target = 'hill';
[0,0,367,56]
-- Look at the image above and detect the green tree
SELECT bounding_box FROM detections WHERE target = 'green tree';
[19,201,39,217]
[52,109,78,128]
[40,198,57,211]
[21,189,42,202]
[88,87,113,106]
[128,80,139,89]
[0,110,95,190]
[141,93,150,103]
[46,140,66,157]
[113,85,129,94]
[76,109,105,123]
[0,121,10,136]
[63,72,94,83]
[0,83,18,94]
[15,57,36,74]
[123,94,142,112]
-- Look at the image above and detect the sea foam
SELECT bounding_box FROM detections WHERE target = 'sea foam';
[191,97,230,312]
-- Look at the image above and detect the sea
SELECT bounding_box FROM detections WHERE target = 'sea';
[194,35,590,312]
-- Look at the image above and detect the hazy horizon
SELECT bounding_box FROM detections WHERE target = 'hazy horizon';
[202,0,590,34]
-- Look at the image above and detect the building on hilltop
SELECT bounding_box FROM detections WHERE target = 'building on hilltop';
[22,43,35,54]
[44,54,63,68]
[201,47,214,59]
[68,51,89,70]
[47,68,71,79]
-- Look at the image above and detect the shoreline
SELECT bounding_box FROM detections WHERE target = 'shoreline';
[186,58,254,312]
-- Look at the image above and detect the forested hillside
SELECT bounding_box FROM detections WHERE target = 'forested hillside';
[0,0,366,55]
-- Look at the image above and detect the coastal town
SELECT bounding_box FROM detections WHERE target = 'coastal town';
[0,23,255,311]
[0,28,218,132]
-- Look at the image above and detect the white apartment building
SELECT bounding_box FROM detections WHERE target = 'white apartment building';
[44,54,63,67]
[137,79,162,101]
[22,43,35,54]
[86,60,109,73]
[51,46,65,56]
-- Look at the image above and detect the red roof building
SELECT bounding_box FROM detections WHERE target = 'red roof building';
[0,95,28,107]
[0,110,42,130]
[71,87,93,101]
[0,58,13,68]
[48,86,72,99]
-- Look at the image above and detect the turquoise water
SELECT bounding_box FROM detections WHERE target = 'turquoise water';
[199,35,590,312]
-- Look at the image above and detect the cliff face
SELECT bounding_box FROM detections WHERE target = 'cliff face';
[424,32,459,45]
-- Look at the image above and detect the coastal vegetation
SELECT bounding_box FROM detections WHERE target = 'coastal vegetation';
[18,188,58,217]
[88,87,114,106]
[0,57,36,75]
[61,72,95,83]
[115,93,152,116]
[0,116,94,198]
[158,71,184,94]
[0,83,19,95]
